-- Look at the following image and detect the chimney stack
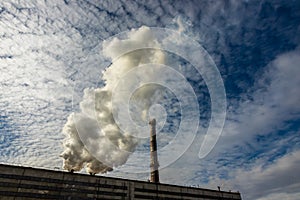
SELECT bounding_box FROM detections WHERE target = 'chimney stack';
[149,119,159,183]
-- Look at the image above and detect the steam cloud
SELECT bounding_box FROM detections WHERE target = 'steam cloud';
[60,26,166,174]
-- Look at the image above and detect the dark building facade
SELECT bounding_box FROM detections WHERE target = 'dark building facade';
[0,164,241,200]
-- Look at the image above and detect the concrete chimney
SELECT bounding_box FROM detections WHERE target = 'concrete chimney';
[149,119,159,183]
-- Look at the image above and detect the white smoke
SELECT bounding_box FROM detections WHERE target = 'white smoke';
[60,26,166,174]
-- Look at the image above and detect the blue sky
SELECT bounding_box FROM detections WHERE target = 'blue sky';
[1,0,300,199]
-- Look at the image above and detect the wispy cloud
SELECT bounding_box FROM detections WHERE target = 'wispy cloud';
[202,47,300,199]
[224,46,300,139]
[234,149,300,199]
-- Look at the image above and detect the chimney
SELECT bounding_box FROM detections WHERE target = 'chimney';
[149,119,159,183]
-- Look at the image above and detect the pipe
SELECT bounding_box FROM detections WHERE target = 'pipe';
[149,118,159,183]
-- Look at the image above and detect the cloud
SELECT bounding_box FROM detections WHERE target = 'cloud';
[234,149,300,199]
[256,192,300,200]
[0,0,85,168]
[199,47,300,199]
[222,47,300,142]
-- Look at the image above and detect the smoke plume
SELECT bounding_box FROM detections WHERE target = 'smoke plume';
[60,26,166,174]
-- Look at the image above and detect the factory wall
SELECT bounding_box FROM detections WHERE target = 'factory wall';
[0,164,241,200]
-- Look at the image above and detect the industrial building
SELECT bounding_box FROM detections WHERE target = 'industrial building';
[0,163,241,200]
[0,120,242,199]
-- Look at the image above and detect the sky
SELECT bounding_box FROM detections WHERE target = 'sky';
[0,0,300,199]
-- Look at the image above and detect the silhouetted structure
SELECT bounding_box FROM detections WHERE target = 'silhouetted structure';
[149,118,159,183]
[0,164,242,199]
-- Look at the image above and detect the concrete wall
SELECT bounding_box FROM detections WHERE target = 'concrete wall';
[0,164,241,200]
